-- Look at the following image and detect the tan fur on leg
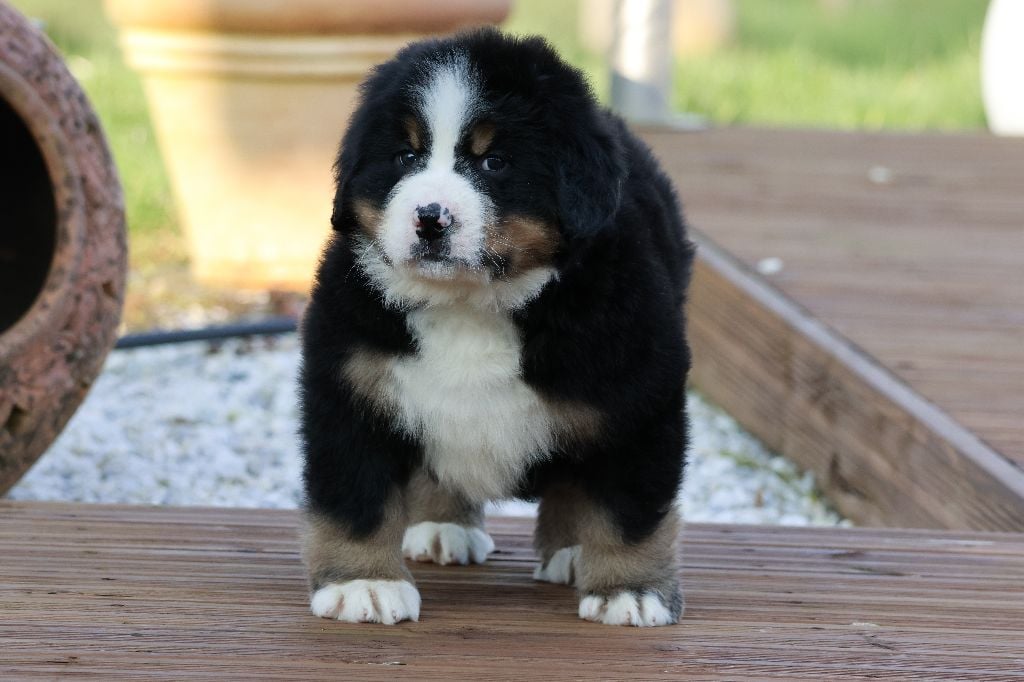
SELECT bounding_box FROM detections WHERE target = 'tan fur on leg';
[533,483,683,625]
[302,494,410,591]
[576,506,680,599]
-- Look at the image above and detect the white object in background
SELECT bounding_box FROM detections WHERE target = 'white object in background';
[610,0,673,123]
[756,257,784,276]
[581,0,735,59]
[982,0,1024,136]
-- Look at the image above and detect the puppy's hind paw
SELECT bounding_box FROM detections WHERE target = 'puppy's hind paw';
[310,579,420,624]
[579,591,679,627]
[403,521,494,565]
[533,545,580,585]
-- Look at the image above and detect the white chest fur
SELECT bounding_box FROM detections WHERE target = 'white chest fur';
[387,305,554,501]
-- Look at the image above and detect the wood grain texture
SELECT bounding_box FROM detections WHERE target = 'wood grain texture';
[641,127,1024,530]
[2,502,1023,680]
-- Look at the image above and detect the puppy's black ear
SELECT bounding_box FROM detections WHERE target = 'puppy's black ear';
[329,54,402,232]
[556,112,628,238]
[329,145,352,232]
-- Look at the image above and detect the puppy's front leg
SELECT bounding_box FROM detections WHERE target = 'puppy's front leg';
[575,505,683,627]
[300,348,419,624]
[303,498,418,624]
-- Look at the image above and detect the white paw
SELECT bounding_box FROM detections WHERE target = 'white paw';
[310,579,420,624]
[533,545,580,585]
[402,521,495,565]
[579,591,676,627]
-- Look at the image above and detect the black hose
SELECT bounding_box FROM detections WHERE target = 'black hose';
[114,316,298,350]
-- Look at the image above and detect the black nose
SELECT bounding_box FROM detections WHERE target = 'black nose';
[416,203,449,242]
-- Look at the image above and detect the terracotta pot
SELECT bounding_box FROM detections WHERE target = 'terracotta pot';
[105,0,511,292]
[0,3,127,494]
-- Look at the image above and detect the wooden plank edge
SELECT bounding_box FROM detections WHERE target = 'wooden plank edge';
[687,230,1024,531]
[3,499,1023,539]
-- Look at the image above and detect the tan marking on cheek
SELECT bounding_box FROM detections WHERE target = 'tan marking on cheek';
[353,199,384,238]
[470,122,496,156]
[404,117,423,152]
[487,215,561,274]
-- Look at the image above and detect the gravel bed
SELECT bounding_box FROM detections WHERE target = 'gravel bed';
[8,335,846,526]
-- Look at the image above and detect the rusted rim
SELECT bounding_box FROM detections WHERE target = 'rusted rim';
[0,3,126,495]
[0,61,85,358]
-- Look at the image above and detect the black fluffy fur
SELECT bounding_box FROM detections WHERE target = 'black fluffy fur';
[301,29,694,544]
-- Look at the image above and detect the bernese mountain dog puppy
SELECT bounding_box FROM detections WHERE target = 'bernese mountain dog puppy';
[300,28,694,627]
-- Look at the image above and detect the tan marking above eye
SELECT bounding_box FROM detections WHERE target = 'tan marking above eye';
[404,117,423,152]
[470,122,496,156]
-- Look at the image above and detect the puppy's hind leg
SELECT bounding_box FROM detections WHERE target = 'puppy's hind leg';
[402,468,495,566]
[532,481,583,586]
[300,339,422,624]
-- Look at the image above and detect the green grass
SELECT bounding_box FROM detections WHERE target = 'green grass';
[9,0,179,256]
[507,0,988,131]
[673,0,988,130]
[11,0,991,242]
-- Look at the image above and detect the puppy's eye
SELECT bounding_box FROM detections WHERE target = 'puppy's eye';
[480,155,507,172]
[396,151,418,167]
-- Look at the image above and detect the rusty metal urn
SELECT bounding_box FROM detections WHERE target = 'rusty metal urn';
[0,3,127,494]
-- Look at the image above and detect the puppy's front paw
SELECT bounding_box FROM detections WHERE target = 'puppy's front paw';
[403,521,494,565]
[533,545,579,585]
[310,579,420,624]
[578,591,679,627]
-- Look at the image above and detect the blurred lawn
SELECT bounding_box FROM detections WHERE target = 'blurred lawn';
[10,0,180,265]
[507,0,988,129]
[11,0,990,244]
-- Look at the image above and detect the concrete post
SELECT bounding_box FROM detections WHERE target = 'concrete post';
[610,0,673,124]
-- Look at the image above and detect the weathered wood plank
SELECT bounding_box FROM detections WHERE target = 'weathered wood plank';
[2,502,1023,680]
[641,127,1024,530]
[685,234,1024,531]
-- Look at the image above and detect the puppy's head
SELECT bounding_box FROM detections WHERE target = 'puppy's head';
[331,29,626,307]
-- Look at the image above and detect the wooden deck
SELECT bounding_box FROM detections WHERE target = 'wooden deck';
[641,127,1024,531]
[3,501,1024,680]
[4,128,1023,677]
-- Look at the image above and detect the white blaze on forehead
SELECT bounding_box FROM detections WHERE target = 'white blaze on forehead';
[376,54,492,279]
[417,57,479,170]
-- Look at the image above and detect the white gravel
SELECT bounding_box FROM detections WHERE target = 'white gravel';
[8,335,846,526]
